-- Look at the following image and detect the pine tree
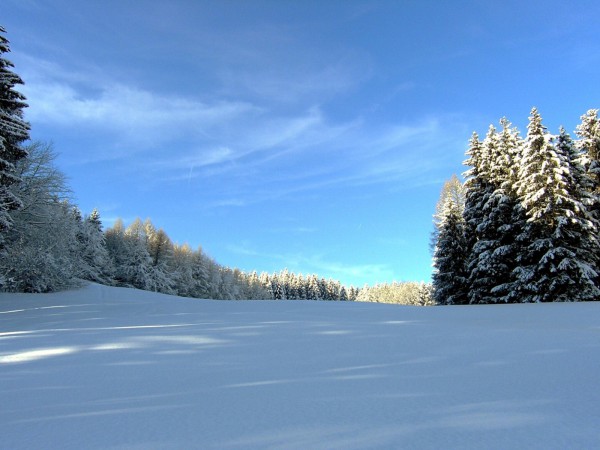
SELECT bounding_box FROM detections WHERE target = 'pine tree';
[259,272,274,299]
[543,128,599,300]
[190,247,212,298]
[339,286,348,301]
[471,120,524,303]
[306,274,320,300]
[464,126,506,303]
[143,219,175,294]
[575,109,600,207]
[432,181,468,305]
[0,26,30,244]
[171,243,195,297]
[77,208,113,283]
[515,109,599,301]
[105,218,153,290]
[575,109,600,286]
[462,132,494,303]
[431,174,464,252]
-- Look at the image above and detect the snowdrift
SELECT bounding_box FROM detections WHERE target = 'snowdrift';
[1,283,599,449]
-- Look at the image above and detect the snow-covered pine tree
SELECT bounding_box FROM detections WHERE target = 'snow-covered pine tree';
[245,271,269,299]
[190,247,212,298]
[470,119,524,303]
[306,274,320,300]
[143,219,176,294]
[106,218,153,290]
[575,109,600,206]
[318,277,329,300]
[327,278,341,301]
[270,272,283,300]
[339,286,348,301]
[575,109,600,286]
[513,108,554,301]
[170,243,195,297]
[432,177,468,305]
[217,266,237,300]
[259,272,274,299]
[0,26,30,245]
[462,133,488,290]
[77,208,113,283]
[514,109,599,301]
[544,128,599,300]
[462,128,501,304]
[431,174,465,253]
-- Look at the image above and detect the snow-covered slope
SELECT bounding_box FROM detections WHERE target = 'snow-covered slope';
[1,283,599,449]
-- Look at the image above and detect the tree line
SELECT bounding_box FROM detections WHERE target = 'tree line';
[0,143,429,305]
[432,108,599,303]
[0,142,430,305]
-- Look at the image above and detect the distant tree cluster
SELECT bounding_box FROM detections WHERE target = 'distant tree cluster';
[433,108,600,303]
[356,281,434,306]
[259,270,357,301]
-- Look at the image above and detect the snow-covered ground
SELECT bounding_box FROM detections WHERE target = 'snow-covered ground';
[1,283,599,449]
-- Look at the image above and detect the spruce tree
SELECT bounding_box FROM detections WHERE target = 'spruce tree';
[77,209,113,283]
[462,133,488,254]
[515,109,599,301]
[433,177,468,305]
[575,109,600,286]
[463,128,509,304]
[191,247,212,298]
[575,109,600,208]
[475,119,524,303]
[547,128,599,300]
[0,26,30,243]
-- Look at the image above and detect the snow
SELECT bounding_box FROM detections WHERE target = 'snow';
[1,283,599,449]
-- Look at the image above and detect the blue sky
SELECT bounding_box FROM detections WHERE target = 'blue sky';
[4,0,599,286]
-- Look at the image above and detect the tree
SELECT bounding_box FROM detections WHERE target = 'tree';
[143,219,176,294]
[431,174,465,253]
[355,281,433,305]
[575,109,600,286]
[190,247,212,298]
[514,109,599,301]
[468,120,524,303]
[171,243,195,297]
[0,142,79,292]
[432,177,468,305]
[575,109,600,208]
[462,132,495,302]
[105,218,153,290]
[77,208,113,283]
[0,26,30,245]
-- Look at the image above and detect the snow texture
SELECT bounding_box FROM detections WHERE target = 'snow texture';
[1,283,599,449]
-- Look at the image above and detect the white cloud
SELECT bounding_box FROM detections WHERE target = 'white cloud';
[16,54,467,206]
[22,78,255,141]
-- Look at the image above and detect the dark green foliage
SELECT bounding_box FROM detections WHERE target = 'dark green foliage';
[0,26,30,239]
[438,108,600,304]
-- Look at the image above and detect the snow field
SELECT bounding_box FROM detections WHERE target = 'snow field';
[1,283,599,449]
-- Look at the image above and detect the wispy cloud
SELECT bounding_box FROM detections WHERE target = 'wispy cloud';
[17,49,466,209]
[21,65,256,145]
